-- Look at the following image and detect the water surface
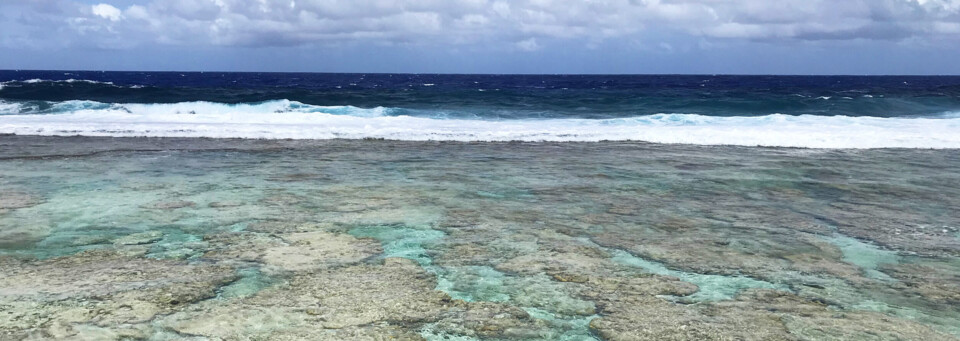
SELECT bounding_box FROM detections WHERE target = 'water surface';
[1,136,959,340]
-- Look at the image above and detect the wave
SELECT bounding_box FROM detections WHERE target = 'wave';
[0,79,126,90]
[12,78,116,85]
[0,99,393,117]
[1,100,959,148]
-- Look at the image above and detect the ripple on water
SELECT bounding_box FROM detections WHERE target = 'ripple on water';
[823,234,900,281]
[348,224,445,267]
[218,267,278,300]
[348,224,600,340]
[610,249,790,301]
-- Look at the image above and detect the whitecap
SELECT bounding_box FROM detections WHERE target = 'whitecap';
[3,79,117,86]
[2,100,960,148]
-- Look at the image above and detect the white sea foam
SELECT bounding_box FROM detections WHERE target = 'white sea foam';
[0,100,21,113]
[1,79,118,87]
[1,100,959,149]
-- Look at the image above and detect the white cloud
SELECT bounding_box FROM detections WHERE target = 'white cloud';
[91,3,123,21]
[515,37,540,51]
[4,0,960,50]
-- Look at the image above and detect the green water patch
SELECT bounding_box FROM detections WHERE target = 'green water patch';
[823,234,900,281]
[145,229,207,260]
[218,267,279,300]
[432,268,598,339]
[436,266,511,302]
[349,225,599,340]
[349,225,507,302]
[473,187,535,201]
[611,249,790,302]
[523,308,600,341]
[475,191,506,199]
[0,225,131,259]
[348,224,445,267]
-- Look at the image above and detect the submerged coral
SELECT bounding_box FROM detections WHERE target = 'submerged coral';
[1,136,959,340]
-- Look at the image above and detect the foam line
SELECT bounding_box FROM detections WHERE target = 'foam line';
[1,100,959,148]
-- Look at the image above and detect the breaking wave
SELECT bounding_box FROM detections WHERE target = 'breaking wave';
[1,99,959,148]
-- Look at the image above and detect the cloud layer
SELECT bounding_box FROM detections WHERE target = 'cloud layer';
[2,0,960,50]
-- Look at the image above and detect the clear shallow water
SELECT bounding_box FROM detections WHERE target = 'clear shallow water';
[1,136,960,340]
[609,249,789,302]
[2,72,960,147]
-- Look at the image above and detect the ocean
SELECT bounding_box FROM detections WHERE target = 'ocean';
[2,72,960,340]
[2,71,960,148]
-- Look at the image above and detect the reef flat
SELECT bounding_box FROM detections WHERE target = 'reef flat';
[1,136,959,340]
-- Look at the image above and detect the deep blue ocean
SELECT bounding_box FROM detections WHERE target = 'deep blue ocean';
[2,71,960,147]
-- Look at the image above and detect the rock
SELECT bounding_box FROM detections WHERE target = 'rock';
[0,250,236,338]
[880,263,960,305]
[140,200,195,210]
[587,293,792,341]
[160,258,452,339]
[261,231,381,273]
[587,288,957,341]
[429,301,551,339]
[69,235,112,247]
[112,231,164,246]
[259,193,308,206]
[0,250,235,301]
[208,201,243,208]
[201,232,286,263]
[0,226,50,249]
[246,221,334,234]
[0,191,42,209]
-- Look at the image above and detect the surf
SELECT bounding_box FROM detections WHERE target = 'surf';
[1,99,959,148]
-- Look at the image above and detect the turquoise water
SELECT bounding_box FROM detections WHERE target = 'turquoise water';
[825,234,901,281]
[1,137,959,339]
[610,249,790,302]
[218,268,277,299]
[349,225,445,267]
[349,225,598,340]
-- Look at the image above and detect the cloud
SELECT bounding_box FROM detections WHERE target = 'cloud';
[91,3,122,21]
[515,38,540,51]
[2,0,960,50]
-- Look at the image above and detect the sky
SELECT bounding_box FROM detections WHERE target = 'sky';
[1,0,959,74]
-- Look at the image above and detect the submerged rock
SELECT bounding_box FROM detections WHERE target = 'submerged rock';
[0,225,51,250]
[261,231,381,273]
[0,191,42,210]
[208,201,244,208]
[159,258,453,339]
[0,250,236,339]
[140,200,195,210]
[112,231,164,246]
[427,301,552,339]
[587,288,957,341]
[2,137,960,339]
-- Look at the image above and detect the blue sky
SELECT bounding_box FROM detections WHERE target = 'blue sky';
[1,0,959,74]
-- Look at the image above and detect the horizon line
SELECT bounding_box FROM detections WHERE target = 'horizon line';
[2,69,959,77]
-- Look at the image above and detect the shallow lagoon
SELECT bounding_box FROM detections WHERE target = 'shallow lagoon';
[1,136,959,340]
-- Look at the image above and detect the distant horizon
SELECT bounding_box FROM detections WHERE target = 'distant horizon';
[4,69,960,77]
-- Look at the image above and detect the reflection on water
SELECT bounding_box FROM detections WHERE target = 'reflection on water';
[1,136,959,340]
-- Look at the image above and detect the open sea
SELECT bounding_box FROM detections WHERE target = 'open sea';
[2,72,960,340]
[2,71,960,148]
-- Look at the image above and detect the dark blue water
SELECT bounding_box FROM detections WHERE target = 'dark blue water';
[3,71,960,119]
